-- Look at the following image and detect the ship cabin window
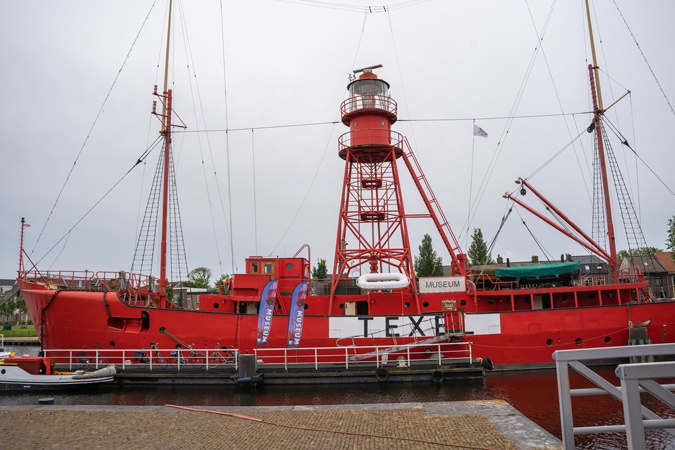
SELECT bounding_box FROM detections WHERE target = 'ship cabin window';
[250,261,259,274]
[263,262,273,275]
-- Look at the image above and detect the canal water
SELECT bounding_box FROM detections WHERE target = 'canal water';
[2,346,674,449]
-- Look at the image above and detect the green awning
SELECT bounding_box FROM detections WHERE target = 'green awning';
[494,261,580,280]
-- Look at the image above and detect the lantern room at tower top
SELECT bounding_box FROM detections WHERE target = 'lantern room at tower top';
[338,65,401,160]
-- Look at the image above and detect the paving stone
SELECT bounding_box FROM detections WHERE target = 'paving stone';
[0,401,561,449]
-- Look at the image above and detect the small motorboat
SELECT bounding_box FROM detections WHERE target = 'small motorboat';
[0,356,116,391]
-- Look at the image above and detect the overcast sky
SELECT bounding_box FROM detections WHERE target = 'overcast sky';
[1,0,674,281]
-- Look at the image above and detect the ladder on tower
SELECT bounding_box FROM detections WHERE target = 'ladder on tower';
[399,137,469,276]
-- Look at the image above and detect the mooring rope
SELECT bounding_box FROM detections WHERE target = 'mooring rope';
[164,404,504,450]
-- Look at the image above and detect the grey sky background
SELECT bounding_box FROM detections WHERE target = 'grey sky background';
[1,0,673,281]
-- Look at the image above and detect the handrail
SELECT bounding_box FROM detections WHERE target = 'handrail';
[254,341,473,370]
[43,342,473,373]
[44,347,238,371]
[554,343,675,449]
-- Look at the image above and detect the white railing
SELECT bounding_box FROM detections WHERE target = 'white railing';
[254,342,473,371]
[43,341,473,373]
[44,347,238,371]
[554,343,675,449]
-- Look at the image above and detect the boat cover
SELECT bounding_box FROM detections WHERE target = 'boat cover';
[494,261,580,280]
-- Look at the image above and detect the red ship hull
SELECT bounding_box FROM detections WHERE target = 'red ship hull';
[19,273,669,370]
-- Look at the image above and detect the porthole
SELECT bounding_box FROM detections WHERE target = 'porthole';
[575,338,582,345]
[404,301,410,309]
[110,341,116,347]
[561,294,568,303]
[1,369,4,374]
[422,301,429,308]
[604,336,611,343]
[460,300,466,306]
[546,339,553,346]
[487,298,494,305]
[286,263,293,271]
[303,304,308,310]
[339,303,345,309]
[213,303,220,309]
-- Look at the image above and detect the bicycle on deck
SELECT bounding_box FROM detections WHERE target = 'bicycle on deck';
[75,343,108,370]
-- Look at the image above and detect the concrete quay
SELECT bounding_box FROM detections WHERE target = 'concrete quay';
[0,400,561,449]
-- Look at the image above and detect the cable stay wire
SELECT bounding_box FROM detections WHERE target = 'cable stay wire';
[612,0,675,118]
[36,137,164,269]
[513,206,553,262]
[173,111,593,136]
[31,0,160,257]
[601,116,674,198]
[178,0,230,276]
[276,0,430,13]
[219,0,236,274]
[264,4,370,258]
[458,0,558,245]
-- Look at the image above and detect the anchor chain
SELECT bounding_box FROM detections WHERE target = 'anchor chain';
[102,291,111,319]
[39,289,62,346]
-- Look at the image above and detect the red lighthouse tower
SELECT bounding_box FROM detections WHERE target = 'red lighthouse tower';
[330,65,469,302]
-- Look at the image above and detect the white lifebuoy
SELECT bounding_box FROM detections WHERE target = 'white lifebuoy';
[357,272,410,290]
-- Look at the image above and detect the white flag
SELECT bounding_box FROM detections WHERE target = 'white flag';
[473,124,488,138]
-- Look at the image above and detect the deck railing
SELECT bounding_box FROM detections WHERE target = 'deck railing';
[254,342,473,370]
[43,341,473,373]
[554,343,675,449]
[44,347,238,371]
[21,269,154,292]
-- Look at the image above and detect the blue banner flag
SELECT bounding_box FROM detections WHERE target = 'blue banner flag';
[256,280,278,346]
[287,281,308,348]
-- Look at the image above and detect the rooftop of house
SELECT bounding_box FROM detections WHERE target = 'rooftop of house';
[619,254,667,274]
[653,252,675,273]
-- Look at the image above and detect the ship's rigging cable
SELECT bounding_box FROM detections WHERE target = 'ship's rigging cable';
[523,128,586,181]
[219,0,237,274]
[173,110,593,135]
[35,137,163,269]
[599,118,650,255]
[263,6,365,258]
[459,0,559,244]
[276,0,430,13]
[513,206,553,262]
[30,0,160,258]
[251,129,258,255]
[601,116,675,198]
[170,0,229,277]
[612,0,675,118]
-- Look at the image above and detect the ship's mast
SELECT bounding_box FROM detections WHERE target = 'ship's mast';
[585,0,618,276]
[158,0,174,296]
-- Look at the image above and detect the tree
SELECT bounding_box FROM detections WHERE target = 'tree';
[312,258,328,279]
[414,234,444,277]
[667,216,675,263]
[617,247,662,265]
[184,267,212,289]
[468,228,494,266]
